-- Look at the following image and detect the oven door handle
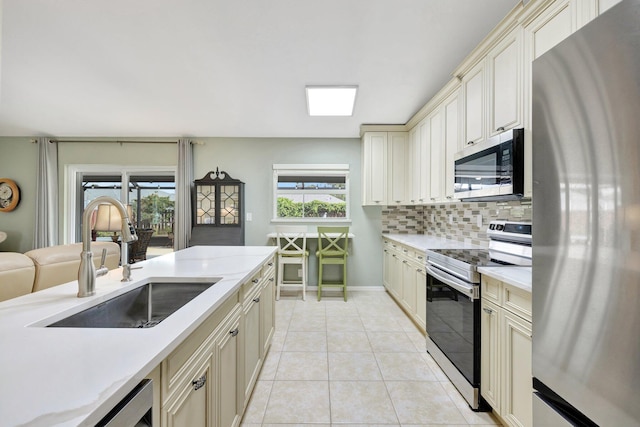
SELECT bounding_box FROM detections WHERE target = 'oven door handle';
[425,265,478,299]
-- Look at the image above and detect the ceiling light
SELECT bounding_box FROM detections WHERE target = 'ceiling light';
[306,86,357,116]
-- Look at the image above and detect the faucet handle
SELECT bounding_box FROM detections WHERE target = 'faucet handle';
[99,248,107,268]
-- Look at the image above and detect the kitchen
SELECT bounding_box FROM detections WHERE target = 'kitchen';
[0,0,638,426]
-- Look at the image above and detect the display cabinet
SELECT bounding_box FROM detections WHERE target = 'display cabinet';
[190,168,245,246]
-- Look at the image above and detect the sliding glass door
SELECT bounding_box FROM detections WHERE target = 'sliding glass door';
[68,166,176,258]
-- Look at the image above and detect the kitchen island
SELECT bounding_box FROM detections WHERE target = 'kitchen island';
[0,245,276,427]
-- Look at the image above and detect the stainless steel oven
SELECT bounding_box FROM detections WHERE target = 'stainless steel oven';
[425,221,532,410]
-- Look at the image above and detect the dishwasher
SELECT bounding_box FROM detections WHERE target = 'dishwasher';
[96,379,153,426]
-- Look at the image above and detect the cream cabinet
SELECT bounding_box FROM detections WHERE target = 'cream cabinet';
[462,61,486,147]
[480,275,532,427]
[154,255,275,427]
[487,26,523,137]
[361,131,408,206]
[161,295,243,427]
[443,89,461,200]
[361,132,388,205]
[382,237,426,333]
[408,126,425,204]
[427,109,444,203]
[388,132,410,205]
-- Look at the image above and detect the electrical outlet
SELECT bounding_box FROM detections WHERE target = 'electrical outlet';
[448,214,454,224]
[246,212,252,221]
[477,214,483,228]
[297,268,302,277]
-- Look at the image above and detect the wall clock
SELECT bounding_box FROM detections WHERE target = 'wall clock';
[0,178,20,212]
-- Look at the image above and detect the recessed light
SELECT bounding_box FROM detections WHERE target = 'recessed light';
[306,86,357,116]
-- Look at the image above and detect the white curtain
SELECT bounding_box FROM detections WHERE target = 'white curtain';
[33,137,58,248]
[175,138,193,250]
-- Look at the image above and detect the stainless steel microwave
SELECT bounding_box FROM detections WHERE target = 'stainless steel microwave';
[453,128,524,200]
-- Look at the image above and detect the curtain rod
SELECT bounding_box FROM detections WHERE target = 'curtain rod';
[30,139,204,145]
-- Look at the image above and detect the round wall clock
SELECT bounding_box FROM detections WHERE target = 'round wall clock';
[0,178,20,212]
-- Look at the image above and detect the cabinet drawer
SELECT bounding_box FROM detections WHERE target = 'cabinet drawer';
[503,283,532,323]
[241,270,262,301]
[262,256,275,277]
[482,275,502,304]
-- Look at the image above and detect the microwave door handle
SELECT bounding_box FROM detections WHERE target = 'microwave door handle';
[425,265,477,299]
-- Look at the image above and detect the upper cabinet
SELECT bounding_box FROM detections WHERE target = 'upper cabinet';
[388,132,410,205]
[361,131,408,206]
[362,132,388,205]
[443,89,461,200]
[462,62,486,147]
[487,27,523,137]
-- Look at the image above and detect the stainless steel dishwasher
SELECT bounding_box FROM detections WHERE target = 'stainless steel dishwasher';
[96,379,153,426]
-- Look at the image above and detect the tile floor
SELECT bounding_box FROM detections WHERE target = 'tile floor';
[240,290,502,426]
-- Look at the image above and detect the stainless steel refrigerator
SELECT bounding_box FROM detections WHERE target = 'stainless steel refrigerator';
[532,0,640,425]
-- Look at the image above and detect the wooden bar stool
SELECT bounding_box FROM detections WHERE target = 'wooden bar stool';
[275,225,308,300]
[316,226,349,301]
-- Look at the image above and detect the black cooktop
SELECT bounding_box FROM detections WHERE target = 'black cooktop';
[427,249,511,267]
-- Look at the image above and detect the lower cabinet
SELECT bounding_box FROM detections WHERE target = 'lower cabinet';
[382,238,426,333]
[480,275,532,427]
[151,255,276,427]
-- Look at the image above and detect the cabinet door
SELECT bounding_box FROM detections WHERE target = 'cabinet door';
[443,90,461,200]
[463,61,486,146]
[428,109,444,202]
[163,356,213,427]
[401,258,416,314]
[501,310,533,427]
[415,265,426,332]
[480,299,501,414]
[217,317,242,427]
[388,249,402,300]
[362,132,387,205]
[388,132,409,205]
[243,290,262,406]
[488,27,522,136]
[409,127,422,204]
[418,118,431,203]
[383,245,392,290]
[260,272,275,356]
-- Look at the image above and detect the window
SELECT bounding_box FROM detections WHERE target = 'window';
[273,164,350,221]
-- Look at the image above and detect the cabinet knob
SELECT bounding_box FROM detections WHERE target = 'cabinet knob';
[268,262,273,267]
[253,297,260,303]
[192,375,207,391]
[446,196,452,199]
[229,327,239,337]
[417,268,423,273]
[269,277,274,282]
[483,307,494,315]
[402,260,408,264]
[252,279,259,284]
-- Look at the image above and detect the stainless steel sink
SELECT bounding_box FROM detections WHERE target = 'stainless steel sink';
[47,280,218,328]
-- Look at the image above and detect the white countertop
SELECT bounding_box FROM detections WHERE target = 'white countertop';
[0,245,276,427]
[478,266,532,293]
[383,233,482,252]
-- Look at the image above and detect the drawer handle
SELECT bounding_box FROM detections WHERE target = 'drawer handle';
[403,249,408,253]
[269,277,274,282]
[192,375,206,391]
[252,279,259,284]
[253,297,260,303]
[402,260,408,264]
[467,141,474,145]
[483,308,494,315]
[496,126,505,132]
[416,268,422,273]
[417,256,423,260]
[268,262,273,267]
[392,254,397,258]
[230,327,239,337]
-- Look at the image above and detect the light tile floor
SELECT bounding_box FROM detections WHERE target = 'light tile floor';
[241,290,502,427]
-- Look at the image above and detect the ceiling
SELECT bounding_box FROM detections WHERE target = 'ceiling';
[0,0,519,139]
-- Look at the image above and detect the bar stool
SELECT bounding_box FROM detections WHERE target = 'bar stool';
[275,225,308,300]
[316,226,349,301]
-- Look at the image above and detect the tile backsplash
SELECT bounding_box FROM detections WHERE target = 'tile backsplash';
[382,199,532,248]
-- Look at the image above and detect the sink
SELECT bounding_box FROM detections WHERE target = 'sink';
[47,280,219,328]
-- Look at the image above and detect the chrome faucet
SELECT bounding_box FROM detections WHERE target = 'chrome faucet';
[78,196,138,297]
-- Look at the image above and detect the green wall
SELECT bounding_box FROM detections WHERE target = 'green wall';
[0,137,383,288]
